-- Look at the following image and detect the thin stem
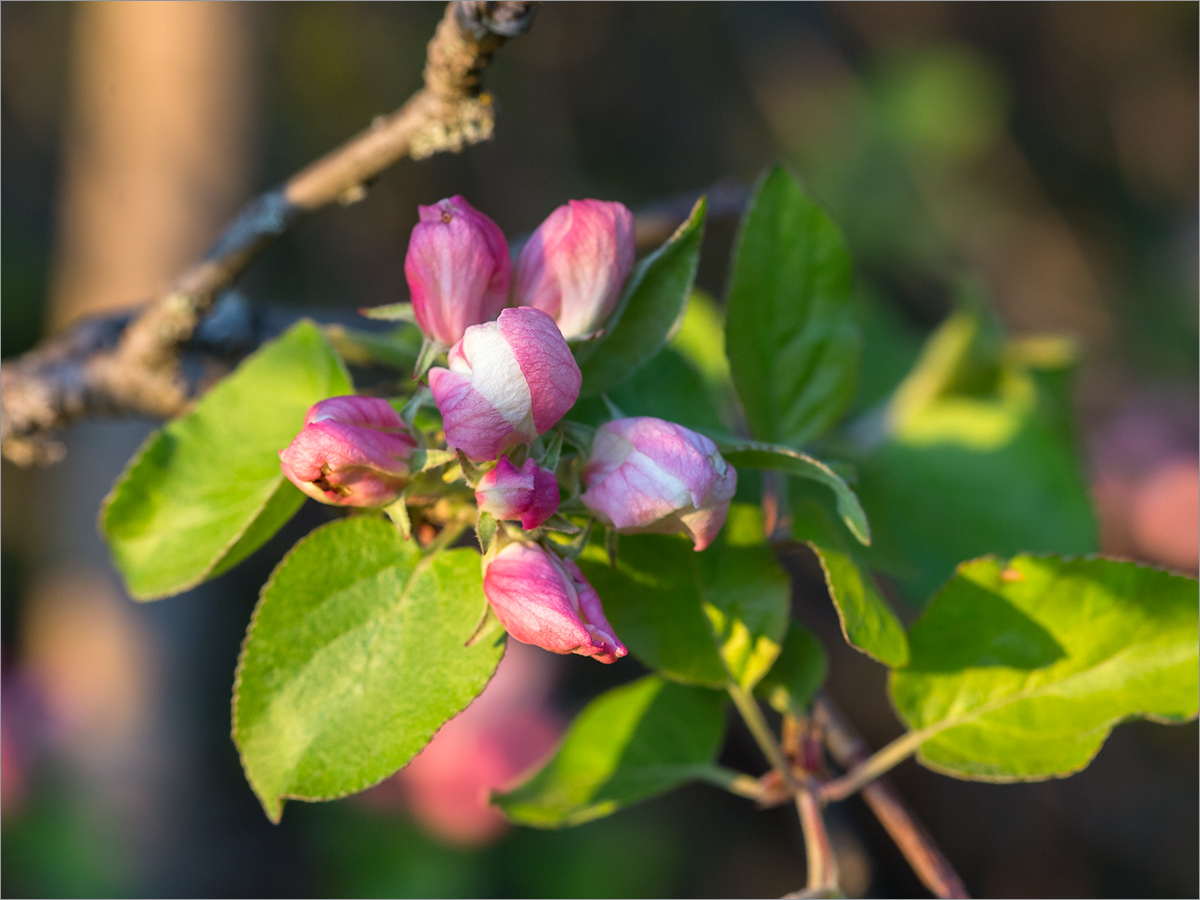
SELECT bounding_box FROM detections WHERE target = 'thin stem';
[818,726,927,803]
[815,695,969,899]
[726,683,800,792]
[728,685,840,896]
[689,765,769,803]
[796,781,839,894]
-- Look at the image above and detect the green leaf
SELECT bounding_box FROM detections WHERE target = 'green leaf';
[669,289,731,393]
[578,505,790,689]
[576,198,707,397]
[101,321,352,600]
[323,324,420,371]
[540,514,581,535]
[494,675,727,827]
[476,510,498,554]
[537,428,564,471]
[358,302,416,322]
[558,420,596,454]
[756,620,828,717]
[725,166,859,448]
[852,305,1097,602]
[890,555,1199,781]
[413,337,446,380]
[792,492,907,666]
[384,496,412,540]
[233,517,504,822]
[411,448,458,472]
[717,439,870,545]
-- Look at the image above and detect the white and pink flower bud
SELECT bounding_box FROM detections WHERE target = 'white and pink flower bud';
[581,417,737,551]
[405,195,511,346]
[513,199,636,339]
[428,307,581,462]
[279,396,418,507]
[483,543,627,664]
[475,456,559,530]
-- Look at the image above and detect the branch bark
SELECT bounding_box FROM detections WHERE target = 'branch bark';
[1,1,536,466]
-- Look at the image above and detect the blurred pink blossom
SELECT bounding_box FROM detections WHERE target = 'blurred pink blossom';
[359,643,562,846]
[1089,392,1198,573]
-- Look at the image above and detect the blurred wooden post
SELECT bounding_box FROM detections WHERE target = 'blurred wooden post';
[50,0,254,330]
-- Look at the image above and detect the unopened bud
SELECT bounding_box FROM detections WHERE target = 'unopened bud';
[279,396,417,507]
[475,456,559,530]
[405,195,510,346]
[582,417,736,551]
[513,199,635,340]
[429,307,581,462]
[484,542,627,664]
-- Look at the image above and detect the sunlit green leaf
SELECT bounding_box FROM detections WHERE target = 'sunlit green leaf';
[101,320,352,600]
[233,517,504,822]
[358,302,416,322]
[494,676,727,827]
[891,555,1199,781]
[669,290,733,395]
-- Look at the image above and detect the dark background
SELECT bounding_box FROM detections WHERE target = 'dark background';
[3,3,1196,897]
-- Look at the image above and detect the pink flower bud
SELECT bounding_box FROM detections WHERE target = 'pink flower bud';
[279,396,418,507]
[405,196,510,346]
[514,199,636,339]
[475,456,559,530]
[581,417,737,551]
[483,543,627,664]
[429,307,581,462]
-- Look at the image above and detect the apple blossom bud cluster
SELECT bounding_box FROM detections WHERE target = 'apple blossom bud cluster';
[278,196,737,667]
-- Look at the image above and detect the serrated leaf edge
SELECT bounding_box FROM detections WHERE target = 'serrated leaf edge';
[805,540,908,667]
[231,520,503,821]
[99,320,350,601]
[885,552,1199,783]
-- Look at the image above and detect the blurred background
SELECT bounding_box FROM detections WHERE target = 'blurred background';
[2,2,1196,897]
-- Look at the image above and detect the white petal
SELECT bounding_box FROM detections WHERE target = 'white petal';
[460,324,534,431]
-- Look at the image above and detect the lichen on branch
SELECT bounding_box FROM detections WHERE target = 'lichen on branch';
[0,0,537,466]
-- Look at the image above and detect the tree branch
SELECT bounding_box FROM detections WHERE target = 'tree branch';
[1,0,536,466]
